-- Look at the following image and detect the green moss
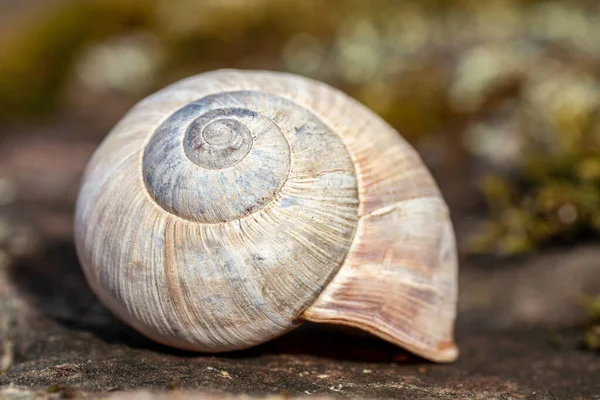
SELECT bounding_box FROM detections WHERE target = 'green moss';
[580,295,600,351]
[0,0,155,120]
[469,117,600,255]
[46,385,61,393]
[0,3,91,118]
[584,327,600,350]
[547,331,563,348]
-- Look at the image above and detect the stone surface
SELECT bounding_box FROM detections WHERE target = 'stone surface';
[0,238,599,399]
[0,135,599,399]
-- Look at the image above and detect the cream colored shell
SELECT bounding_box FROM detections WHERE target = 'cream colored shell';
[75,69,458,362]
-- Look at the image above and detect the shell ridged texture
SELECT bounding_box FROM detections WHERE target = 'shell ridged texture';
[76,72,360,350]
[75,70,457,360]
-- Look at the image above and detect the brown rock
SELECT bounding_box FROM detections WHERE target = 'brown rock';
[0,240,599,399]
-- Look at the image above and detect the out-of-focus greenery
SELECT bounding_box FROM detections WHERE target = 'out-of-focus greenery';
[469,113,600,255]
[580,295,600,350]
[0,0,156,117]
[1,0,600,255]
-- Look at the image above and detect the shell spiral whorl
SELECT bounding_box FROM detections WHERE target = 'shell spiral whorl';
[142,91,298,223]
[184,109,254,170]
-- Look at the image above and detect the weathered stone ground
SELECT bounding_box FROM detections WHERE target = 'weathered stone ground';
[0,134,599,399]
[1,226,600,399]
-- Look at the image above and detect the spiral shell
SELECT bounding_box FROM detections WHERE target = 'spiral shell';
[75,70,458,362]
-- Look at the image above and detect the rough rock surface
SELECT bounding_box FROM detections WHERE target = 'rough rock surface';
[0,135,599,399]
[1,238,599,399]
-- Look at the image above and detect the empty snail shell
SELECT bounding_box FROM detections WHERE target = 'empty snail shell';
[74,69,458,362]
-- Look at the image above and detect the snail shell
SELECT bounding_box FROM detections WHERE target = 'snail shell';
[75,70,458,362]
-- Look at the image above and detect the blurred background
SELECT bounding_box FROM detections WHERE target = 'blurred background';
[0,0,599,355]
